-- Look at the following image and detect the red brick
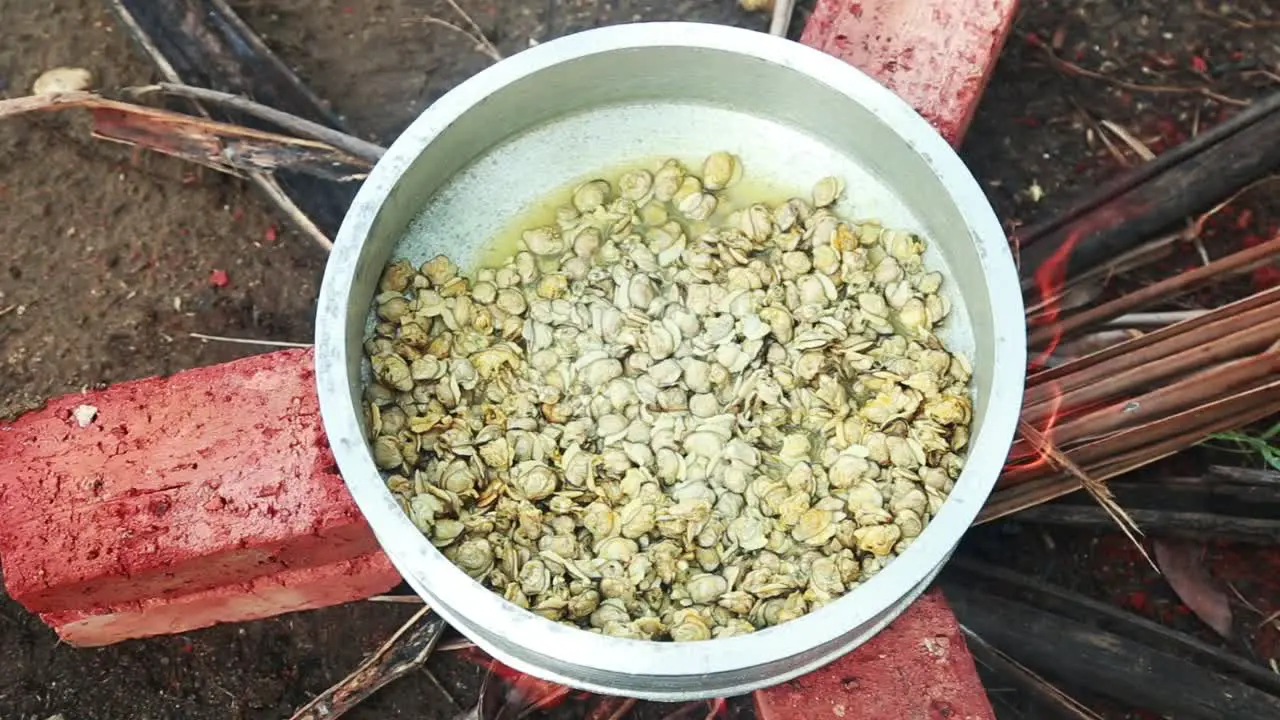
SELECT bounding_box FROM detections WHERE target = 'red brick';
[41,551,400,647]
[801,0,1020,145]
[0,348,381,614]
[754,589,995,720]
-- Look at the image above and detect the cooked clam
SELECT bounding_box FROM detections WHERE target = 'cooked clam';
[361,153,972,641]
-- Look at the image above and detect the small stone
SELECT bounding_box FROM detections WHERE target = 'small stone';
[32,67,93,94]
[71,404,97,428]
[1027,180,1045,203]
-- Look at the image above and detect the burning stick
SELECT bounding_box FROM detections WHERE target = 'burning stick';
[289,607,448,720]
[452,661,577,720]
[1026,286,1280,398]
[1029,233,1280,347]
[993,159,1280,525]
[1014,420,1150,567]
[997,175,1280,528]
[1047,349,1280,446]
[987,379,1280,522]
[1016,328,1280,457]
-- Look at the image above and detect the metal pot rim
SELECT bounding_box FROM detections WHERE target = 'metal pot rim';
[315,21,1024,695]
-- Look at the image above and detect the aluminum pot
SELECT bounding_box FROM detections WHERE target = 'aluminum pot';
[315,21,1025,701]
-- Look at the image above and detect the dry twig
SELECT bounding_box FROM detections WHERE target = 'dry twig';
[0,93,371,182]
[409,0,502,62]
[1031,40,1249,106]
[424,668,461,709]
[254,173,334,251]
[769,0,798,36]
[1029,234,1280,346]
[1095,120,1214,269]
[188,332,312,349]
[290,607,447,720]
[106,0,345,251]
[1016,420,1153,568]
[438,637,477,652]
[1187,175,1280,239]
[961,625,1104,720]
[1069,98,1131,168]
[367,594,428,604]
[128,83,385,163]
[1100,119,1156,162]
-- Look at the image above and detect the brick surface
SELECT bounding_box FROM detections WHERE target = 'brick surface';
[755,589,995,720]
[41,551,399,647]
[0,349,381,615]
[801,0,1020,145]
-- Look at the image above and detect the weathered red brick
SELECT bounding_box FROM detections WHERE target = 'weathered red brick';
[801,0,1020,145]
[0,349,381,614]
[755,589,995,720]
[41,551,400,647]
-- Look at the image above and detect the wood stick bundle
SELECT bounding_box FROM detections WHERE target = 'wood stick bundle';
[1028,234,1280,347]
[998,92,1280,524]
[987,241,1280,522]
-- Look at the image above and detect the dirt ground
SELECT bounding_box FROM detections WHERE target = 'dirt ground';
[1,0,1277,718]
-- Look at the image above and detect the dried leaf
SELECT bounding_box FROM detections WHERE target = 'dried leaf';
[1154,540,1234,639]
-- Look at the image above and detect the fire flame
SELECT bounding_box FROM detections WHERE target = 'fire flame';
[1004,221,1092,471]
[456,647,581,714]
[456,647,729,720]
[1007,201,1141,471]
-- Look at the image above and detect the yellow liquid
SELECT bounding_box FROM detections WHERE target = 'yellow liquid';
[475,156,804,271]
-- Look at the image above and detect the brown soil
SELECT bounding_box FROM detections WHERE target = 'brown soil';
[1,0,1277,719]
